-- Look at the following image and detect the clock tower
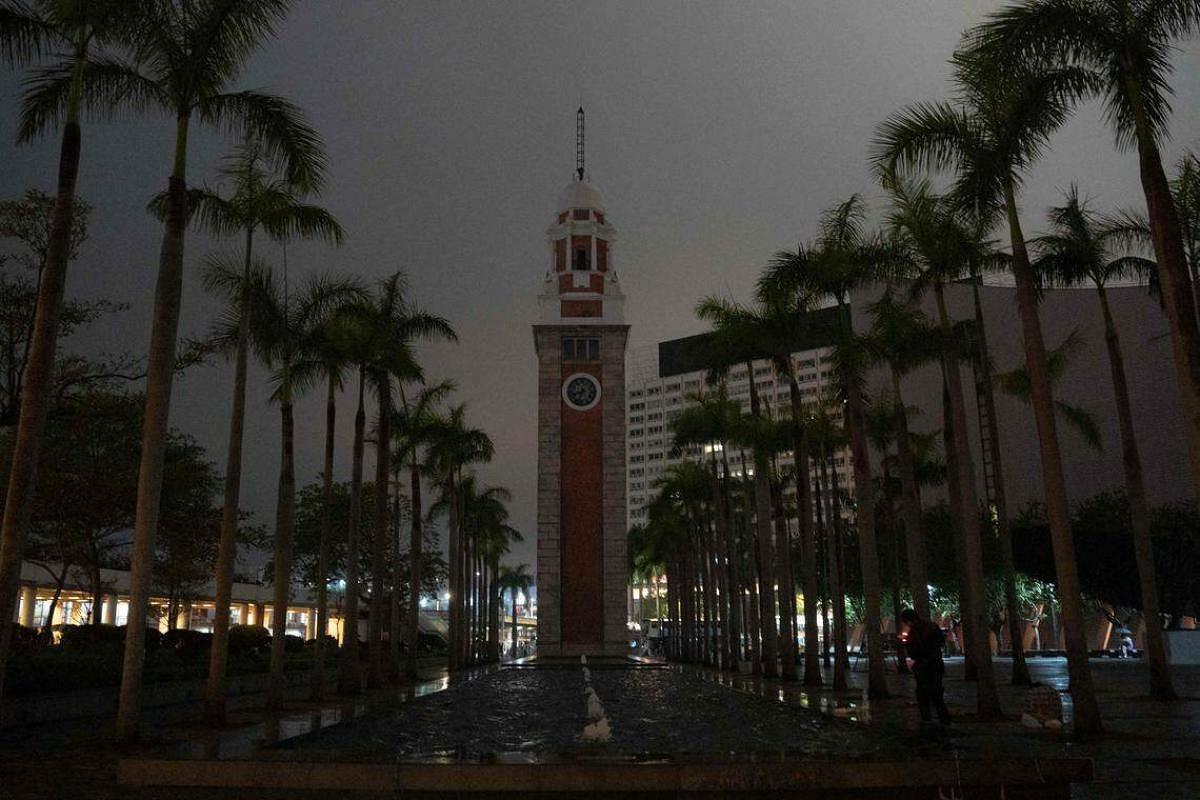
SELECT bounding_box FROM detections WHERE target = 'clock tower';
[533,109,629,658]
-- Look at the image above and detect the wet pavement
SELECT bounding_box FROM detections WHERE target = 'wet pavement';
[2,655,1197,798]
[277,662,910,762]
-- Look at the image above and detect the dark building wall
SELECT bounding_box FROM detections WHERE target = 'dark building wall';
[658,304,845,378]
[853,282,1190,512]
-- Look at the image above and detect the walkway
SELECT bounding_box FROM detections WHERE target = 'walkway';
[688,655,1200,799]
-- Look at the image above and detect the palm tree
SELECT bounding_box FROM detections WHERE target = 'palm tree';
[1171,152,1200,323]
[966,0,1200,499]
[865,292,937,623]
[806,397,851,689]
[0,0,144,702]
[110,0,323,741]
[873,58,1104,737]
[359,274,455,686]
[497,563,532,659]
[335,304,378,695]
[878,177,1003,718]
[993,331,1105,452]
[297,299,363,701]
[748,281,826,686]
[393,379,454,679]
[1033,187,1175,700]
[234,266,359,710]
[425,406,493,670]
[188,142,343,721]
[695,298,781,678]
[450,477,511,664]
[669,389,742,672]
[762,197,890,699]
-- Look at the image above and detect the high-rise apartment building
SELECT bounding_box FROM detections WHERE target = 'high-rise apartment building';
[625,307,854,527]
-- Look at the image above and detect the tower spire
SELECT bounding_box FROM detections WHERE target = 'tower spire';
[575,106,585,181]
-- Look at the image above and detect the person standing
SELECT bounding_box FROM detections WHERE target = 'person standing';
[900,608,951,727]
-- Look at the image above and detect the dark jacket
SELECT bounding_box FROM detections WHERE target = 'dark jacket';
[906,621,946,673]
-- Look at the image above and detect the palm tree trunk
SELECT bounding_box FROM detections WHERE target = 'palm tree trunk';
[267,399,296,709]
[1003,176,1101,737]
[891,368,929,621]
[813,464,832,668]
[388,463,402,681]
[718,449,741,671]
[311,373,336,700]
[772,482,798,679]
[844,368,889,699]
[0,83,84,701]
[405,462,423,680]
[971,281,1031,686]
[942,374,978,681]
[881,461,909,674]
[368,379,391,689]
[116,115,191,742]
[510,587,520,659]
[1096,285,1175,700]
[488,563,501,662]
[787,378,822,686]
[933,283,1000,718]
[709,457,735,671]
[338,369,366,694]
[1130,119,1200,498]
[205,227,254,722]
[746,370,779,678]
[821,453,849,690]
[446,476,460,671]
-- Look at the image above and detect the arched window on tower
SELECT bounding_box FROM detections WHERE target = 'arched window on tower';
[573,247,590,270]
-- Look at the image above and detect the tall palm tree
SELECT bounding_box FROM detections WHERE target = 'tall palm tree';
[334,304,379,695]
[865,292,937,623]
[233,266,359,710]
[806,397,851,689]
[450,477,511,665]
[762,197,890,699]
[394,379,454,679]
[669,389,742,672]
[110,0,323,741]
[749,281,826,686]
[695,298,781,678]
[425,405,493,670]
[962,263,1033,687]
[497,563,532,659]
[873,58,1104,737]
[295,299,364,701]
[360,273,455,687]
[1171,152,1200,323]
[967,0,1200,499]
[1033,187,1174,700]
[188,142,343,721]
[0,0,144,703]
[878,177,1003,718]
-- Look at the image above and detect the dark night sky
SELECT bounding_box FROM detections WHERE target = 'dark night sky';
[2,2,1198,572]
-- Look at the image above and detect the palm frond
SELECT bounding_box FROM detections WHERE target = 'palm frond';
[197,89,327,192]
[0,0,58,64]
[1055,400,1102,452]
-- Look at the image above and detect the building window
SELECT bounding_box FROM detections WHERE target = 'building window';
[573,248,589,270]
[563,337,600,361]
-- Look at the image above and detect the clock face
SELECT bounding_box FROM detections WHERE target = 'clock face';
[562,373,601,411]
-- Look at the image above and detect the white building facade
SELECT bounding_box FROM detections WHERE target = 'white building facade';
[626,310,854,528]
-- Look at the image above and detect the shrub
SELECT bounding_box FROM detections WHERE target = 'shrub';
[163,628,213,653]
[283,633,305,653]
[7,623,41,656]
[59,623,125,650]
[227,624,271,655]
